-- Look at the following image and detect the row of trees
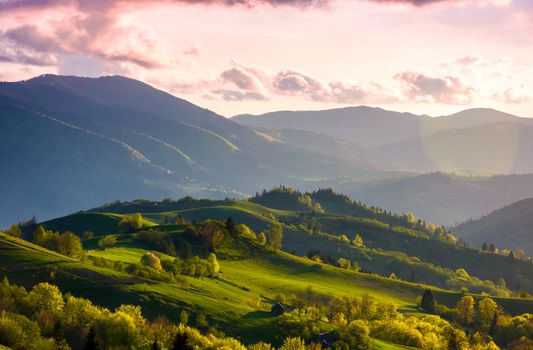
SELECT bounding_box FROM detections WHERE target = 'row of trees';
[420,289,533,348]
[32,226,84,260]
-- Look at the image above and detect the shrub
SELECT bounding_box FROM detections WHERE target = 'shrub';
[98,235,117,250]
[140,252,162,271]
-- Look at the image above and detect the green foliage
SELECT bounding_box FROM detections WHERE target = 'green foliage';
[455,295,475,325]
[81,231,94,240]
[29,283,65,313]
[200,220,226,252]
[258,232,267,246]
[338,320,371,350]
[269,222,283,252]
[477,297,497,332]
[6,224,21,237]
[98,235,117,250]
[32,227,84,259]
[279,336,306,350]
[207,253,220,275]
[140,252,163,270]
[179,310,189,325]
[118,213,143,233]
[235,224,256,240]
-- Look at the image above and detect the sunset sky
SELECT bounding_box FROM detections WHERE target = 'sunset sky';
[1,0,532,117]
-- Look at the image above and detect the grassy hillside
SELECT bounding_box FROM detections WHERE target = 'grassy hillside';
[42,212,157,236]
[4,222,533,347]
[82,192,533,294]
[455,197,533,255]
[0,231,439,345]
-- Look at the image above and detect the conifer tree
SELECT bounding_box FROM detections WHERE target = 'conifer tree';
[421,289,436,314]
[172,331,193,350]
[225,217,236,239]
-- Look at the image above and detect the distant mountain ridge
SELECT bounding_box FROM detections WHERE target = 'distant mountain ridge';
[234,107,533,174]
[334,173,533,226]
[0,75,404,227]
[454,197,533,255]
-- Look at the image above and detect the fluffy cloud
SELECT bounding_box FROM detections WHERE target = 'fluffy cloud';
[171,61,397,103]
[396,71,475,104]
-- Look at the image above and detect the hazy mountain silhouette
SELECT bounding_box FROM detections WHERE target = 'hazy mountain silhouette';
[455,197,533,255]
[335,173,533,226]
[0,75,403,226]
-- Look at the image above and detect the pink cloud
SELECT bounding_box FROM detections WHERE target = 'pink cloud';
[492,88,532,104]
[396,71,475,104]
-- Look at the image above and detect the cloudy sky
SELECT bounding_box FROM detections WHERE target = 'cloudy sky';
[1,0,532,117]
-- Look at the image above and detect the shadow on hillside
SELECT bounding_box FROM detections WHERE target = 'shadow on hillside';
[243,310,272,319]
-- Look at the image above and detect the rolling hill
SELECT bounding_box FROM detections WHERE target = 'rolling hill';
[454,197,533,255]
[4,191,533,348]
[48,190,533,297]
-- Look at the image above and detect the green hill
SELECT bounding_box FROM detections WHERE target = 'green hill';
[0,231,450,345]
[455,197,533,256]
[78,191,533,295]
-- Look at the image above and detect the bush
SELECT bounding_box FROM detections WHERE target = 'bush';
[98,235,117,250]
[140,252,162,271]
[118,213,143,233]
[337,320,371,350]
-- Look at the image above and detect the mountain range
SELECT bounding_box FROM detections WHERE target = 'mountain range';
[0,75,401,227]
[3,74,533,229]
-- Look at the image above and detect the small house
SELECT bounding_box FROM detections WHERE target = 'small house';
[271,301,285,316]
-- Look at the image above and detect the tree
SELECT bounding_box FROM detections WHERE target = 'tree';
[195,315,208,329]
[352,234,364,247]
[421,289,436,314]
[207,253,220,275]
[179,310,189,325]
[304,285,317,307]
[6,224,21,237]
[172,330,193,350]
[57,231,84,259]
[279,337,306,350]
[258,232,267,246]
[225,217,236,238]
[141,252,162,270]
[482,242,488,251]
[119,213,143,233]
[338,320,371,350]
[235,224,256,240]
[98,235,117,250]
[82,231,94,240]
[269,222,283,252]
[200,221,225,252]
[477,297,497,332]
[178,241,193,260]
[455,296,475,325]
[497,277,506,290]
[29,282,64,313]
[83,326,99,350]
[515,249,527,260]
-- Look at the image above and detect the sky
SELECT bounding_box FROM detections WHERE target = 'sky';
[0,0,532,117]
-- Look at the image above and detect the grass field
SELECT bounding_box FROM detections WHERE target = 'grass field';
[8,196,533,347]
